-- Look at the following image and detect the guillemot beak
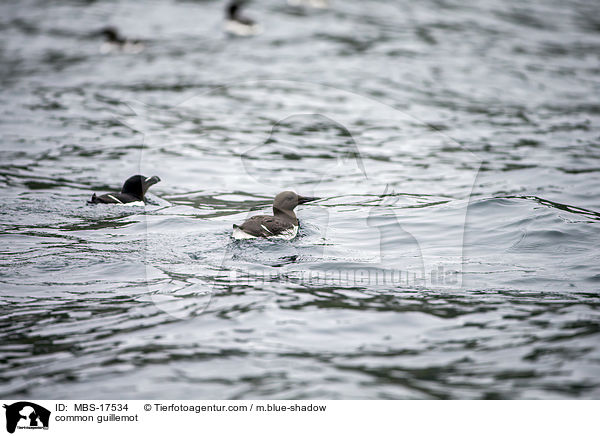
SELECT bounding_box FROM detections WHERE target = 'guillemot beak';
[297,195,319,205]
[144,175,161,186]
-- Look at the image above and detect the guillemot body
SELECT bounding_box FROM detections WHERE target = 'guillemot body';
[99,26,145,54]
[88,175,160,205]
[233,191,318,240]
[224,1,262,36]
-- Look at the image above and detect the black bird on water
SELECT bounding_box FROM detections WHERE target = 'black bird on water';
[100,26,126,44]
[89,175,161,204]
[98,26,145,53]
[224,0,262,36]
[233,191,319,240]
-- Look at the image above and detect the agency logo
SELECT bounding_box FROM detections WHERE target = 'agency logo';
[3,402,50,434]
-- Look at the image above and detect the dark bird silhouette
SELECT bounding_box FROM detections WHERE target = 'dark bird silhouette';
[224,1,262,36]
[233,191,318,239]
[98,26,145,53]
[89,174,160,204]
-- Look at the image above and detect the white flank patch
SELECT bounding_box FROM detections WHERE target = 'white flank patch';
[260,224,274,235]
[100,42,114,54]
[233,227,258,240]
[267,226,298,241]
[287,0,328,8]
[224,20,263,36]
[107,194,123,204]
[120,201,145,207]
[232,226,298,240]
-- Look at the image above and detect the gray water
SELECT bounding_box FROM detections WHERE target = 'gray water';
[1,0,599,399]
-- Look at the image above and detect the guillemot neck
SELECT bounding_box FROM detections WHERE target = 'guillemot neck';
[273,207,298,225]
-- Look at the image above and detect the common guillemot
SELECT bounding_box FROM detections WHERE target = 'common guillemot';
[233,191,319,240]
[88,175,161,204]
[99,26,145,54]
[224,1,262,36]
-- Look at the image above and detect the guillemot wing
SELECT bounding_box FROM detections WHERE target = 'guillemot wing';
[234,215,295,238]
[89,192,141,204]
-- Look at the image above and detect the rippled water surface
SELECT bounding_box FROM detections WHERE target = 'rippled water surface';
[1,0,599,399]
